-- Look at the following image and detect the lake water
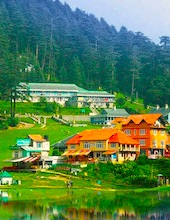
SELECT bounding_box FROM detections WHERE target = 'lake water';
[0,189,170,219]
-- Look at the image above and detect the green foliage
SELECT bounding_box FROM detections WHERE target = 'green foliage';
[79,159,170,188]
[166,124,170,133]
[0,0,169,107]
[127,176,157,188]
[52,148,62,156]
[7,117,19,127]
[35,100,59,114]
[115,93,126,107]
[136,154,149,165]
[45,102,57,113]
[0,120,8,130]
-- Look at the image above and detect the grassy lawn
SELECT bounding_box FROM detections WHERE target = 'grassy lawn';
[0,100,92,115]
[0,171,107,202]
[0,118,101,168]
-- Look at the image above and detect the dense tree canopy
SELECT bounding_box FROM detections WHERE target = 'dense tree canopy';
[0,0,169,106]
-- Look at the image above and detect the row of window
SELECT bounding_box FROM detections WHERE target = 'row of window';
[139,139,165,147]
[124,129,165,136]
[124,129,146,135]
[30,91,75,96]
[71,142,135,149]
[84,142,104,149]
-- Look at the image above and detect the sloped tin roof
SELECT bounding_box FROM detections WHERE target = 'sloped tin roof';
[26,83,82,92]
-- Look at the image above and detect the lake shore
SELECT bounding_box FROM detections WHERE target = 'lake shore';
[0,170,170,199]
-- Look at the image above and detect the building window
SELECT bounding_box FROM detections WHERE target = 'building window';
[70,145,76,149]
[84,142,90,149]
[111,143,116,148]
[96,153,101,157]
[153,140,157,148]
[14,151,19,158]
[37,142,41,148]
[96,142,103,148]
[124,129,131,135]
[153,130,157,135]
[161,140,165,148]
[139,129,146,135]
[139,139,146,146]
[134,129,137,135]
[160,130,165,135]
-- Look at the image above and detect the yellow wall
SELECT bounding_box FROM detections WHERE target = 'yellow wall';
[79,140,108,151]
[67,144,80,150]
[150,129,167,149]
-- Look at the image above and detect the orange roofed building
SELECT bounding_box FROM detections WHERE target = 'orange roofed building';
[122,114,168,159]
[63,128,140,163]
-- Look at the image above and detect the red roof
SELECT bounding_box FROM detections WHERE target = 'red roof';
[123,114,162,125]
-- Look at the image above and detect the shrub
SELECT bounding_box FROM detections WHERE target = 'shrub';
[127,176,157,188]
[0,121,9,130]
[52,148,62,156]
[8,117,19,127]
[136,154,149,165]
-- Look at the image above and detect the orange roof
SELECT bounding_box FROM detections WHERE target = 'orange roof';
[79,129,118,141]
[103,150,117,155]
[111,117,126,124]
[28,134,46,142]
[66,134,81,145]
[109,131,139,145]
[66,128,138,145]
[123,114,162,125]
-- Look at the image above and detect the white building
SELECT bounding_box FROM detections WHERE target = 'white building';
[17,83,115,108]
[0,171,13,185]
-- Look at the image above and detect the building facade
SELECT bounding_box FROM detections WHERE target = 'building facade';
[10,134,50,168]
[122,114,168,159]
[63,128,140,163]
[17,83,115,108]
[90,108,129,125]
[149,104,170,124]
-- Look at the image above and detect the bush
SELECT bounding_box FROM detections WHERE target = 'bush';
[8,117,19,127]
[0,121,9,130]
[52,148,62,156]
[127,176,157,188]
[136,154,149,165]
[45,102,57,113]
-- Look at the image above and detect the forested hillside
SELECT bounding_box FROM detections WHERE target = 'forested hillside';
[0,0,169,106]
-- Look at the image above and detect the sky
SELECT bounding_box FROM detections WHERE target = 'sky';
[60,0,170,44]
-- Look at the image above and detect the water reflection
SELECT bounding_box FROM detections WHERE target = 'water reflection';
[0,189,170,219]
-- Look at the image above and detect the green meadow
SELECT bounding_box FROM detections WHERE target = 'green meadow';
[0,118,101,168]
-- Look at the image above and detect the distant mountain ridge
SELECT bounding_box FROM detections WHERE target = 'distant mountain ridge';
[0,0,169,105]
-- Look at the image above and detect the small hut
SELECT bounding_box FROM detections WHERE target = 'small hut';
[0,171,13,185]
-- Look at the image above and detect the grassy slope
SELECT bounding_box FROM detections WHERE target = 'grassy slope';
[0,118,101,167]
